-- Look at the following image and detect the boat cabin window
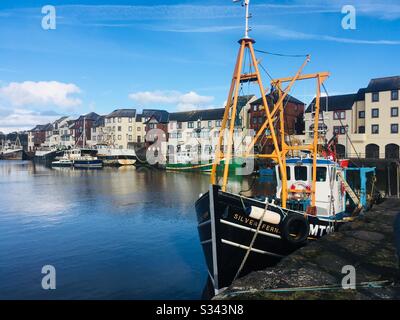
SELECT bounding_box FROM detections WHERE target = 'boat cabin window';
[277,166,291,180]
[316,167,327,182]
[294,166,307,181]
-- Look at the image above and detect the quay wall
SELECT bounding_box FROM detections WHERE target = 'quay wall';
[215,199,400,300]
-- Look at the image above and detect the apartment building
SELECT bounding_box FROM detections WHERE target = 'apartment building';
[305,76,400,159]
[102,109,139,149]
[167,97,254,163]
[27,124,52,151]
[74,112,101,147]
[44,116,69,147]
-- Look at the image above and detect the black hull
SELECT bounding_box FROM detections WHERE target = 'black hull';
[0,150,23,160]
[33,151,59,165]
[195,185,343,295]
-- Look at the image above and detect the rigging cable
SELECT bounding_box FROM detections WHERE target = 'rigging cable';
[254,49,309,58]
[321,83,362,166]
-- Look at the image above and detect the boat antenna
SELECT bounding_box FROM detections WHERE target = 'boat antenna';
[233,0,251,39]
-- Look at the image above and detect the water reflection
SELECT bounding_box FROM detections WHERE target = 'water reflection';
[0,161,276,299]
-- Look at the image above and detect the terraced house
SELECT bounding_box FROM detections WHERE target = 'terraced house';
[167,96,256,163]
[102,109,144,149]
[305,76,400,159]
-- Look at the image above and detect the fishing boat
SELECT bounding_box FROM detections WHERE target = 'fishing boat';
[0,137,24,160]
[195,0,377,296]
[51,148,102,169]
[166,151,245,173]
[94,144,137,166]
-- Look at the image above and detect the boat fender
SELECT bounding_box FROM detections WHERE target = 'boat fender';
[281,214,309,245]
[248,206,281,225]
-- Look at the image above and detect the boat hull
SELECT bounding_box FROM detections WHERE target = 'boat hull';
[73,159,103,169]
[166,159,245,173]
[51,162,73,168]
[195,185,343,295]
[98,155,136,166]
[0,149,23,160]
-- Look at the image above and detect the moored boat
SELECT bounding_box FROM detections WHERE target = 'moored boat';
[194,0,378,296]
[51,148,103,169]
[94,144,136,166]
[0,136,24,160]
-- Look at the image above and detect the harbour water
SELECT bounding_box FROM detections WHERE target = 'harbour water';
[0,161,271,299]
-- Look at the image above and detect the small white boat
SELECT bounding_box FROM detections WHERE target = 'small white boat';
[51,149,103,169]
[51,158,73,168]
[94,144,136,166]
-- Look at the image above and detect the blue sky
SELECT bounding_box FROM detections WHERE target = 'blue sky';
[0,0,399,132]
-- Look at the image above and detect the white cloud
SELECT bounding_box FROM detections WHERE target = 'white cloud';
[0,108,61,133]
[0,81,82,110]
[129,90,214,111]
[255,24,400,45]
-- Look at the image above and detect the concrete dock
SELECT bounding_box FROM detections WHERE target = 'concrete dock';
[215,199,400,300]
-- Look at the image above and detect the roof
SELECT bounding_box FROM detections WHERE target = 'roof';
[136,113,143,122]
[356,88,366,101]
[77,112,100,121]
[93,115,106,127]
[106,109,136,118]
[235,95,255,111]
[365,76,400,93]
[169,108,225,122]
[142,109,170,123]
[54,116,68,124]
[250,91,305,107]
[305,93,357,113]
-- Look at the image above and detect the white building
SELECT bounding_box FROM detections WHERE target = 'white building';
[304,76,400,159]
[167,96,255,163]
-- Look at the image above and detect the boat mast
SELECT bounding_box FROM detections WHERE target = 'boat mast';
[83,116,86,148]
[211,0,330,212]
[211,0,286,195]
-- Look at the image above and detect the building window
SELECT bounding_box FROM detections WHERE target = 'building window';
[129,118,132,123]
[333,126,346,135]
[118,117,121,123]
[358,111,365,119]
[197,121,201,129]
[333,111,345,120]
[391,107,398,117]
[216,120,221,127]
[188,122,194,128]
[118,126,122,131]
[113,118,115,123]
[253,105,257,112]
[129,126,132,132]
[177,122,182,129]
[391,124,399,134]
[149,123,156,129]
[258,117,263,124]
[371,108,379,118]
[391,90,399,101]
[372,92,379,102]
[371,124,379,134]
[137,127,141,131]
[358,126,365,134]
[128,135,132,141]
[208,121,212,128]
[252,118,257,124]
